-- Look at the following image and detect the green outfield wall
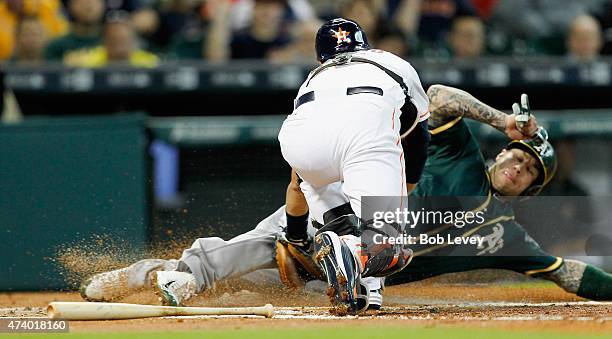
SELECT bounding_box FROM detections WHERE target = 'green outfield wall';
[0,114,149,290]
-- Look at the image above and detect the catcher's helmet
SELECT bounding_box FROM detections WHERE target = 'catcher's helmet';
[506,128,557,196]
[315,18,370,63]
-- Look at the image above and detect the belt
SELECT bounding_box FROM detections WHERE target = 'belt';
[294,86,384,110]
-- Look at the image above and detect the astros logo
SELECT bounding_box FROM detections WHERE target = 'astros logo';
[332,28,351,44]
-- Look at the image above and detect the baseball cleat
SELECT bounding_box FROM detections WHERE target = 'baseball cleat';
[362,276,383,310]
[153,271,197,306]
[356,279,370,312]
[367,288,383,310]
[80,267,130,302]
[314,231,362,315]
[80,259,177,302]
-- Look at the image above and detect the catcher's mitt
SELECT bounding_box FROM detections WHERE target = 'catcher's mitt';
[275,238,324,291]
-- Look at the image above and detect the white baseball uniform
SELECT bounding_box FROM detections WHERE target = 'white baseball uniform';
[278,49,429,223]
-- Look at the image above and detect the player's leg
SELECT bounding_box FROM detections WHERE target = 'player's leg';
[80,259,178,302]
[341,139,407,217]
[312,137,410,312]
[314,113,413,309]
[280,112,364,313]
[154,207,285,305]
[340,135,412,277]
[385,256,499,286]
[177,206,285,289]
[278,103,343,190]
[82,206,287,304]
[292,177,364,313]
[335,101,411,277]
[299,181,349,225]
[299,181,386,310]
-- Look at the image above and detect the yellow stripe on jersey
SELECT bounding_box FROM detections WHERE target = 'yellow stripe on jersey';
[429,115,464,135]
[524,257,564,276]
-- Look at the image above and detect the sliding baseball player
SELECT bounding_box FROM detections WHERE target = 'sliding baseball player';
[81,86,612,310]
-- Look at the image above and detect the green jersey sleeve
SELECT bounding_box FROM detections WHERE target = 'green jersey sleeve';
[414,116,490,197]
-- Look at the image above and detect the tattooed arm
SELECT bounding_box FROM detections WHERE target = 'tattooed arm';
[426,84,538,139]
[427,84,507,130]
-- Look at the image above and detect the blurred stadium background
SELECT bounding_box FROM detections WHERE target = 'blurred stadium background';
[1,0,611,291]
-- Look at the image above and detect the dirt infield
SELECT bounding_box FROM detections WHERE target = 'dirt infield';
[1,280,611,334]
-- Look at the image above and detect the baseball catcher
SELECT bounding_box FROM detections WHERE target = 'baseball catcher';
[278,17,430,314]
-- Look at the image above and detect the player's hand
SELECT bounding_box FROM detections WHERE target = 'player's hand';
[505,114,538,140]
[505,94,538,140]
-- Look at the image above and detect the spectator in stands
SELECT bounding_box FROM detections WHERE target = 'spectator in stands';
[340,0,411,57]
[389,0,421,40]
[61,0,159,36]
[45,0,105,61]
[342,0,379,41]
[447,15,485,59]
[305,0,343,20]
[491,0,606,40]
[167,0,233,61]
[102,0,159,39]
[151,0,204,50]
[376,27,412,57]
[566,14,603,63]
[267,19,320,63]
[0,0,68,60]
[64,11,158,67]
[488,0,607,55]
[12,16,48,64]
[230,0,293,59]
[469,0,497,21]
[229,0,315,31]
[410,0,476,45]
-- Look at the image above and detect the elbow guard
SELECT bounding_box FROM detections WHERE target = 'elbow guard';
[401,120,430,184]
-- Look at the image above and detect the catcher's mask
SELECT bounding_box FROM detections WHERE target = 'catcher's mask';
[315,18,370,63]
[505,128,558,196]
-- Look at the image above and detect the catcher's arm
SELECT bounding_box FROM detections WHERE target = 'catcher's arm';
[284,169,309,243]
[276,170,323,291]
[427,84,538,139]
[286,169,308,217]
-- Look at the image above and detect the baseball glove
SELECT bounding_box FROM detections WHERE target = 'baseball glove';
[275,237,324,291]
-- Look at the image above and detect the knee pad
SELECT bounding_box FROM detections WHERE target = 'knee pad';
[314,203,362,236]
[315,214,362,236]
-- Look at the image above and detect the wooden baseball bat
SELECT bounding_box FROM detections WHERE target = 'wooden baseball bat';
[47,302,274,320]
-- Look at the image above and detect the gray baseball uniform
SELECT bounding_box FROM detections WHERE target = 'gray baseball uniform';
[176,205,318,292]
